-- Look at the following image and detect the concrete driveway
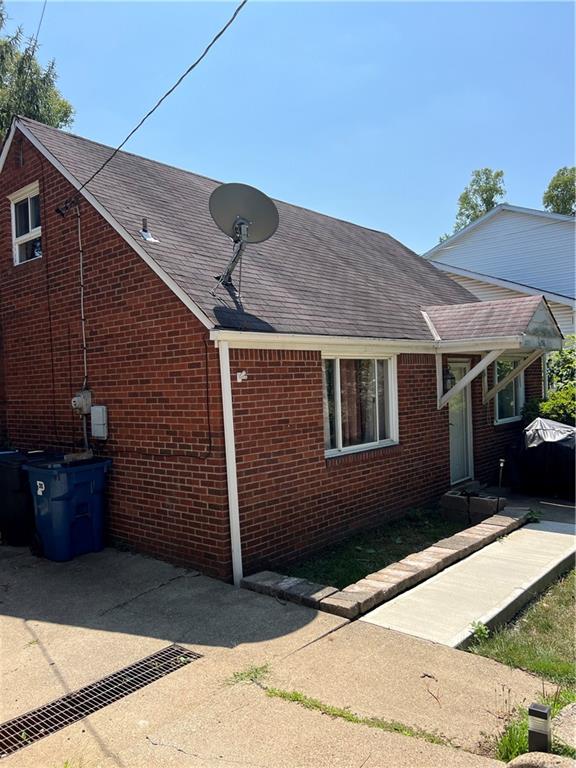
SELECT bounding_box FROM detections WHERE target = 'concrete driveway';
[0,545,548,767]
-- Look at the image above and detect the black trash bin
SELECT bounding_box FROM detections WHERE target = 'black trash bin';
[0,450,62,546]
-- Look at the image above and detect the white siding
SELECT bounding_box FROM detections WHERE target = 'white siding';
[446,273,575,338]
[429,210,575,299]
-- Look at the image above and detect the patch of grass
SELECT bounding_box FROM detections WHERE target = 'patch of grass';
[265,687,447,746]
[470,570,575,685]
[283,507,466,589]
[496,687,576,762]
[226,664,270,686]
[226,665,448,748]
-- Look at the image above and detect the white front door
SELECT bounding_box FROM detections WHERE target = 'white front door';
[448,361,473,485]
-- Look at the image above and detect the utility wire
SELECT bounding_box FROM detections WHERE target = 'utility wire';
[57,0,248,215]
[11,0,48,120]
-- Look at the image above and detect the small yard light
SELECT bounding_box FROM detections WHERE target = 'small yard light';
[497,457,505,513]
[443,368,456,393]
[528,703,551,752]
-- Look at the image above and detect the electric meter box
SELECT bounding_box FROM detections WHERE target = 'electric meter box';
[90,406,108,440]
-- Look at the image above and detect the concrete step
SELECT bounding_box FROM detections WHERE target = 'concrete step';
[360,520,575,647]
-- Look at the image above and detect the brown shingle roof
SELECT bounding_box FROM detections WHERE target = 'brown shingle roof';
[19,118,477,339]
[424,296,544,340]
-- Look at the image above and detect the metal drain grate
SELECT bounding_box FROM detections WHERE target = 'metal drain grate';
[0,644,202,758]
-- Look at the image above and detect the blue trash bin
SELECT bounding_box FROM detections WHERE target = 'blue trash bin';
[25,458,112,561]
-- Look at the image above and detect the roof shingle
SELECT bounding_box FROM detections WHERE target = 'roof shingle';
[424,296,544,340]
[19,118,476,340]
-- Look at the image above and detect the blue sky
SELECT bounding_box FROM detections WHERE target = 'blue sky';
[5,1,575,253]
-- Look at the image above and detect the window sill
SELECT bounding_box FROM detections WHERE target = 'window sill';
[13,254,42,267]
[494,415,522,425]
[325,439,399,459]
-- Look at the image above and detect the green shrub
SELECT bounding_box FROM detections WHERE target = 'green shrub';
[548,335,576,389]
[540,383,576,426]
[522,397,542,425]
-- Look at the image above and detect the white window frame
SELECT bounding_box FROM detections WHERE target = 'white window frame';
[8,181,42,265]
[322,353,399,457]
[494,355,525,425]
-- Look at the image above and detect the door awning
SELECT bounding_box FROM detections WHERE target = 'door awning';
[423,296,563,409]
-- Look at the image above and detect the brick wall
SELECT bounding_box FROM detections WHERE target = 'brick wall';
[472,356,543,484]
[0,132,231,579]
[229,349,452,573]
[0,130,544,582]
[229,348,540,574]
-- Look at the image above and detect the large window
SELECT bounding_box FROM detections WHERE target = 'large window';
[322,356,398,455]
[10,182,42,265]
[495,358,525,423]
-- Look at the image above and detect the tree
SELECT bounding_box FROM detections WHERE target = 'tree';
[543,167,576,216]
[0,1,73,139]
[453,168,505,232]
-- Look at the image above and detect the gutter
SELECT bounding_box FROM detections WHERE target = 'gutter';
[210,329,560,354]
[218,341,243,586]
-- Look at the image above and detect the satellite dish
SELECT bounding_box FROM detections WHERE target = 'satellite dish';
[209,183,279,298]
[209,183,279,244]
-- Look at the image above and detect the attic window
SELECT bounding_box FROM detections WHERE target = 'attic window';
[9,182,42,265]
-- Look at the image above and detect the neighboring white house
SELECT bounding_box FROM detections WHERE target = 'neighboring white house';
[423,204,575,337]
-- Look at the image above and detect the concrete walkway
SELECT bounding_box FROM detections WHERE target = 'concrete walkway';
[0,545,547,767]
[362,520,575,647]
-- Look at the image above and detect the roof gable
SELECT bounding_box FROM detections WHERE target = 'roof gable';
[424,295,563,343]
[3,117,477,341]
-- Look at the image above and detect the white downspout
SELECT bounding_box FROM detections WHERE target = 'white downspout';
[218,340,243,586]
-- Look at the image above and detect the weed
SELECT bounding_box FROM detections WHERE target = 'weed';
[283,506,466,589]
[265,687,447,746]
[526,508,542,524]
[495,687,576,762]
[470,621,490,641]
[226,664,270,686]
[470,570,575,685]
[226,665,448,748]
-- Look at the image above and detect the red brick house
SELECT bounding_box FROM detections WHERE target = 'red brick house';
[0,118,562,583]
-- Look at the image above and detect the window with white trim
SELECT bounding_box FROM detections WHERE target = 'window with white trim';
[10,182,42,264]
[494,357,525,423]
[322,356,398,455]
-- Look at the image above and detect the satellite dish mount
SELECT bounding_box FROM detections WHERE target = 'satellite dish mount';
[209,183,279,300]
[212,216,250,296]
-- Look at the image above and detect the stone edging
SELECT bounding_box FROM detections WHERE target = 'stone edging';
[241,507,530,619]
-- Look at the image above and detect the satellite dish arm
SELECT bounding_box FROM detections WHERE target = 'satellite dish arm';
[211,218,249,294]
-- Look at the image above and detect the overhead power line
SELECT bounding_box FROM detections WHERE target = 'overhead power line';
[57,0,248,216]
[10,0,48,121]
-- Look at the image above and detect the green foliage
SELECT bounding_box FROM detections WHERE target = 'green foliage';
[226,664,270,686]
[453,168,505,232]
[521,396,542,425]
[470,570,575,686]
[543,167,576,216]
[496,687,576,762]
[283,507,465,589]
[525,508,542,524]
[470,621,490,641]
[265,687,448,745]
[540,383,576,426]
[0,1,73,138]
[548,335,576,389]
[522,340,576,426]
